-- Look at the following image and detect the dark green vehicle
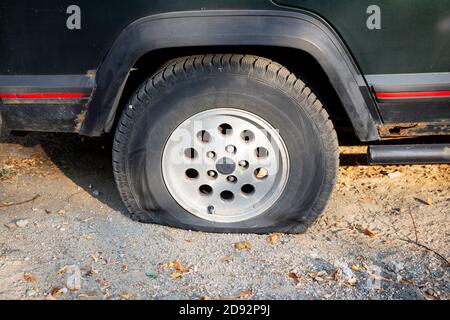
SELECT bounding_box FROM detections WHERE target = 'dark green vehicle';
[1,1,449,233]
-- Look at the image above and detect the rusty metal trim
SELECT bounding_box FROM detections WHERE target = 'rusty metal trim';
[378,122,450,139]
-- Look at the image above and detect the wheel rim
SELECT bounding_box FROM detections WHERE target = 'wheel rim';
[162,108,290,223]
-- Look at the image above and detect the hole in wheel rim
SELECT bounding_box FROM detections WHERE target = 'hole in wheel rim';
[218,123,233,136]
[185,169,199,179]
[241,184,255,195]
[254,167,269,179]
[255,147,269,159]
[184,148,198,160]
[199,185,213,196]
[220,190,234,201]
[240,130,255,143]
[197,130,211,143]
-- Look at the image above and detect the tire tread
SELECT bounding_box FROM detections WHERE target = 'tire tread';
[113,54,339,233]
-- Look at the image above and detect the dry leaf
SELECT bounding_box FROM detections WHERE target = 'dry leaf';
[82,234,94,241]
[171,272,183,280]
[363,228,376,238]
[426,197,433,206]
[236,290,252,299]
[222,256,234,263]
[172,261,181,270]
[122,264,129,272]
[174,261,192,273]
[167,261,192,273]
[331,269,340,281]
[178,266,193,273]
[45,293,57,300]
[56,267,67,276]
[120,293,131,300]
[234,241,252,250]
[50,287,64,298]
[88,266,99,276]
[96,278,111,290]
[351,264,362,271]
[267,234,280,245]
[307,270,327,282]
[346,278,357,286]
[288,272,301,284]
[24,272,37,283]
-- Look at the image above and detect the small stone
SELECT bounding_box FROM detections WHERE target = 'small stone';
[335,262,355,281]
[145,271,158,279]
[425,288,435,296]
[92,190,100,197]
[15,219,30,228]
[26,289,37,297]
[388,171,404,179]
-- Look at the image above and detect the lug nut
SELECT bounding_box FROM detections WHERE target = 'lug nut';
[226,145,236,154]
[208,170,218,178]
[227,176,237,183]
[207,151,216,159]
[239,160,249,169]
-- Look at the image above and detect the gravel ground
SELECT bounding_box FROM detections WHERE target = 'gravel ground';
[0,133,448,300]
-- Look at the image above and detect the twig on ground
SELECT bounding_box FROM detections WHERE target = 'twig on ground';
[67,191,82,203]
[0,194,40,209]
[407,208,419,244]
[403,206,449,267]
[400,238,450,268]
[372,206,449,268]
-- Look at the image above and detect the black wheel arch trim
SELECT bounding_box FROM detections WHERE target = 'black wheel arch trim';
[81,10,381,142]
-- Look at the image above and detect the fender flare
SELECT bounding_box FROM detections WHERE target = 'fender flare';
[81,10,381,141]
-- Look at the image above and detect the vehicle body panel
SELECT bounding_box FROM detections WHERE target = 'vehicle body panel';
[275,0,450,74]
[0,0,449,140]
[2,0,449,75]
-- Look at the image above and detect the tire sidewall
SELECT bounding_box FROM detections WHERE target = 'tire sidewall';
[124,72,330,233]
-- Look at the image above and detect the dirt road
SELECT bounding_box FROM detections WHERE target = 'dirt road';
[0,133,448,300]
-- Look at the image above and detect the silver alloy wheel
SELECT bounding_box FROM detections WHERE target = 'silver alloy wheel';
[162,108,290,223]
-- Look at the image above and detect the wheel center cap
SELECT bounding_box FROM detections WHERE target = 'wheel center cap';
[216,157,236,175]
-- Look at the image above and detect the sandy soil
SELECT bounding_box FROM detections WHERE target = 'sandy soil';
[0,133,448,300]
